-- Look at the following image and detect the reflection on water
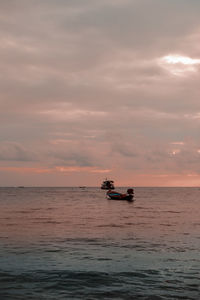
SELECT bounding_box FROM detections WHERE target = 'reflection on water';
[0,187,199,299]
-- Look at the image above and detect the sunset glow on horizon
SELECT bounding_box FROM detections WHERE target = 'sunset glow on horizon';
[1,1,200,187]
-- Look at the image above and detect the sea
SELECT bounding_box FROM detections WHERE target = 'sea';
[0,187,199,300]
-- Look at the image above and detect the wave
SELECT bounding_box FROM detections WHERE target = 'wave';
[0,270,199,300]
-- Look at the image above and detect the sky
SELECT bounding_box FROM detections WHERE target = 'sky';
[1,0,200,187]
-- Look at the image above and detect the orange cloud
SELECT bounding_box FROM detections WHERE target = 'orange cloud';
[0,167,52,174]
[55,166,111,173]
[0,166,111,174]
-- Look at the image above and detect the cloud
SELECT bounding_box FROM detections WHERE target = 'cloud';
[1,0,200,185]
[0,142,37,162]
[0,166,111,174]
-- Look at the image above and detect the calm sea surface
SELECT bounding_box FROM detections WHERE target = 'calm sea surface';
[0,187,199,299]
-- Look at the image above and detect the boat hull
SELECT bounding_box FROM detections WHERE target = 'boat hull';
[107,194,134,201]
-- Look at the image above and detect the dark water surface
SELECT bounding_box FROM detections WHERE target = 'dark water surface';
[0,187,199,299]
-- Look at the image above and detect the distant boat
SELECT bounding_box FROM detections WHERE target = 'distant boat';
[17,186,25,188]
[101,179,115,190]
[107,189,134,202]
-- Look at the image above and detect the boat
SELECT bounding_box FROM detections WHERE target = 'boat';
[101,179,115,190]
[106,188,134,201]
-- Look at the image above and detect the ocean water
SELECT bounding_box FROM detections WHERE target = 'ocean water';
[0,187,199,300]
